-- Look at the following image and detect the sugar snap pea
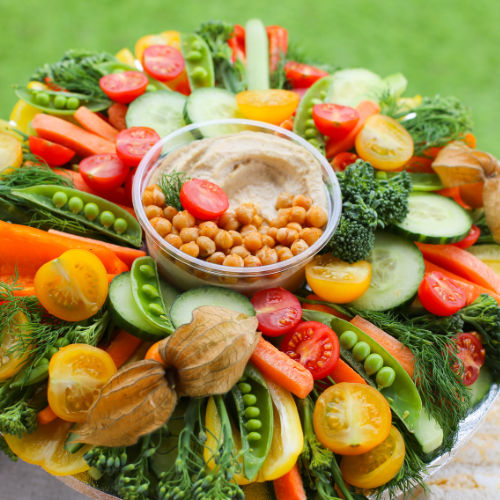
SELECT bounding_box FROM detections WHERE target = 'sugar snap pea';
[10,358,49,390]
[180,34,215,90]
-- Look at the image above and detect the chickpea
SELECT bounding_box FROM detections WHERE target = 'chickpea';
[207,252,226,265]
[244,231,263,252]
[199,221,219,240]
[163,206,178,221]
[244,255,262,267]
[236,203,256,225]
[287,222,302,232]
[258,225,269,236]
[214,230,234,250]
[180,227,199,244]
[300,227,323,247]
[230,246,251,259]
[240,224,258,237]
[219,211,240,231]
[170,227,180,236]
[256,247,278,266]
[293,195,313,210]
[197,236,216,257]
[269,272,282,280]
[165,234,183,249]
[142,186,165,207]
[150,217,172,238]
[274,245,284,252]
[145,205,163,220]
[275,192,294,209]
[252,215,263,228]
[173,210,196,230]
[267,227,279,240]
[180,242,199,257]
[261,235,276,248]
[277,228,299,247]
[291,239,309,256]
[277,247,294,262]
[228,230,243,246]
[270,217,288,229]
[194,269,210,280]
[223,254,244,267]
[289,206,307,225]
[278,208,292,220]
[306,206,328,228]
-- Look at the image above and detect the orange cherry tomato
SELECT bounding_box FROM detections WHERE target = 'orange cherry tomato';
[34,249,109,322]
[459,182,484,209]
[145,340,164,364]
[313,382,392,455]
[355,114,414,171]
[236,90,299,125]
[0,312,32,380]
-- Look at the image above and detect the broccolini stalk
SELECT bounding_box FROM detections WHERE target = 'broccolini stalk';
[405,313,464,335]
[0,385,43,438]
[84,445,128,476]
[0,435,17,462]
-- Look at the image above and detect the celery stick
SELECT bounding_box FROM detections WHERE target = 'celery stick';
[245,19,269,91]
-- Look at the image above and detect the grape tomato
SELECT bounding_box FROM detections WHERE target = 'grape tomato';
[454,332,485,386]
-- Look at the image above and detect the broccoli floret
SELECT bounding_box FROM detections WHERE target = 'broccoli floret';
[84,446,128,476]
[336,160,377,204]
[373,171,412,227]
[0,435,17,462]
[406,313,464,335]
[0,386,40,439]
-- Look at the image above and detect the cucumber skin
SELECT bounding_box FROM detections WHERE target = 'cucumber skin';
[390,223,471,245]
[245,19,269,91]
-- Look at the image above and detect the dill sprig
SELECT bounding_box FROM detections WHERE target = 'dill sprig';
[158,171,190,211]
[0,161,73,191]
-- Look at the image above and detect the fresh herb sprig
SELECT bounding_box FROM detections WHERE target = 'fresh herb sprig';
[158,171,190,211]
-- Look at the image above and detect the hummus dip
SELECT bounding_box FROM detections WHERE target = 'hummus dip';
[149,131,328,222]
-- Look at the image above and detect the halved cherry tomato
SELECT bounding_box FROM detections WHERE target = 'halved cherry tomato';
[0,312,32,380]
[29,136,75,167]
[459,182,484,209]
[251,288,302,337]
[418,271,466,316]
[79,154,130,191]
[236,90,299,125]
[314,382,392,455]
[355,114,414,171]
[142,45,185,82]
[116,127,161,167]
[453,225,481,250]
[281,321,340,380]
[331,152,359,172]
[454,332,485,386]
[340,426,405,489]
[284,62,328,89]
[312,104,359,140]
[180,178,229,220]
[99,71,148,104]
[134,31,181,61]
[124,167,137,206]
[34,249,109,322]
[48,344,117,422]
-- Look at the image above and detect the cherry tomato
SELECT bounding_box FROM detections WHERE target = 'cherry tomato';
[0,312,32,380]
[459,182,484,209]
[79,154,130,192]
[312,104,359,139]
[236,90,299,125]
[28,136,75,167]
[145,340,164,364]
[124,168,137,206]
[331,152,359,172]
[355,114,414,171]
[134,31,181,61]
[180,178,229,220]
[251,288,302,337]
[305,254,371,304]
[99,71,148,104]
[281,321,340,380]
[454,332,485,386]
[314,382,392,455]
[284,62,329,88]
[142,45,185,82]
[340,426,405,489]
[453,225,481,250]
[418,271,466,316]
[116,127,161,168]
[34,249,109,322]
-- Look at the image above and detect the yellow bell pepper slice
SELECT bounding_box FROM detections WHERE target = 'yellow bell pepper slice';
[9,100,40,134]
[0,131,23,176]
[134,31,181,61]
[116,48,136,66]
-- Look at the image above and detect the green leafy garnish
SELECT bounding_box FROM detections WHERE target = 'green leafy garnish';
[158,171,190,211]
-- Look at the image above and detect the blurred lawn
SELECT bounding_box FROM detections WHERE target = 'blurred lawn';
[1,0,499,155]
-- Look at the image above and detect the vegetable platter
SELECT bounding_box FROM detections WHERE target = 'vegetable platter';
[1,17,500,500]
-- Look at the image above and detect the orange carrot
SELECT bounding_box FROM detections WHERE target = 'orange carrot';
[250,337,314,399]
[107,103,128,131]
[74,106,119,142]
[48,230,146,268]
[274,463,306,500]
[37,406,58,426]
[330,359,366,385]
[32,114,116,157]
[464,132,476,149]
[416,242,500,294]
[350,316,415,378]
[435,187,469,209]
[105,330,143,369]
[326,100,380,158]
[304,295,351,321]
[12,288,36,297]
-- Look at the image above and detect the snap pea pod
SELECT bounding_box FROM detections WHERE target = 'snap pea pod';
[130,256,174,334]
[231,362,273,481]
[383,172,444,192]
[338,345,377,388]
[180,33,215,90]
[302,309,422,431]
[11,185,142,248]
[94,61,170,91]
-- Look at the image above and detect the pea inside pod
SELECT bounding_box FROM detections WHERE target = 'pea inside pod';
[180,33,215,90]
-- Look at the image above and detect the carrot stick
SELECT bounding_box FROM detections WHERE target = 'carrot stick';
[350,316,414,378]
[32,114,116,157]
[37,406,58,426]
[250,337,314,399]
[74,106,119,142]
[304,295,351,321]
[416,242,500,294]
[12,288,36,297]
[107,103,128,131]
[48,230,146,268]
[435,187,469,209]
[329,359,367,385]
[274,463,306,500]
[105,330,143,369]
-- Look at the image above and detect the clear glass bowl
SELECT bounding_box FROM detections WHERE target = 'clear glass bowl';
[133,119,342,295]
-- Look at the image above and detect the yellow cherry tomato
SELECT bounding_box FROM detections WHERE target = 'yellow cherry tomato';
[34,249,108,322]
[306,253,371,304]
[0,119,26,143]
[134,31,181,61]
[0,312,32,380]
[236,90,300,125]
[115,48,136,66]
[48,344,117,423]
[4,417,92,475]
[9,101,39,134]
[355,114,414,171]
[340,425,406,489]
[313,382,392,456]
[0,131,23,177]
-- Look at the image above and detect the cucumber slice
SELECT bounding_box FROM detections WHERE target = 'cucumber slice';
[349,231,425,311]
[469,365,493,407]
[413,407,444,454]
[169,286,255,328]
[328,68,382,108]
[392,192,472,244]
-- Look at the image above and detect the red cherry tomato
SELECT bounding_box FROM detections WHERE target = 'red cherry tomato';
[180,178,229,220]
[99,71,148,104]
[142,45,185,82]
[418,272,467,316]
[281,321,340,380]
[312,104,359,139]
[453,225,481,250]
[251,288,302,337]
[284,62,329,89]
[454,333,485,386]
[331,152,359,172]
[29,136,75,167]
[124,168,137,206]
[116,127,161,168]
[79,154,130,192]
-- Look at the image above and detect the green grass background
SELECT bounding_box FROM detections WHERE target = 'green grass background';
[1,0,499,155]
